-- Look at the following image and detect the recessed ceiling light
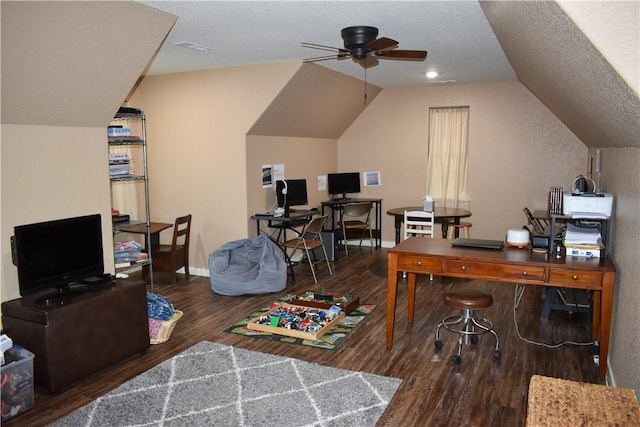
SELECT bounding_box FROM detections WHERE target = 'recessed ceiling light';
[425,71,438,78]
[174,42,210,52]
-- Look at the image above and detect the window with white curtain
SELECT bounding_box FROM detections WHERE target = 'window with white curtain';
[426,106,470,208]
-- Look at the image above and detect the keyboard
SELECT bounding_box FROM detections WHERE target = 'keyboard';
[288,208,319,215]
[451,238,505,250]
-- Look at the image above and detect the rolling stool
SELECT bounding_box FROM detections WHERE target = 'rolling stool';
[448,222,472,239]
[434,288,500,363]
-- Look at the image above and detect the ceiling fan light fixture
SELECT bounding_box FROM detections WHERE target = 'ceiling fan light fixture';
[302,26,427,69]
[426,71,439,78]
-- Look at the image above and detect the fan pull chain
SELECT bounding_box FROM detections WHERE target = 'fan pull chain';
[363,68,368,105]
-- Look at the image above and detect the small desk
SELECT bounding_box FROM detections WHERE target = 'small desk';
[386,206,472,242]
[251,211,317,284]
[251,210,316,243]
[386,238,616,380]
[321,198,383,248]
[117,222,173,252]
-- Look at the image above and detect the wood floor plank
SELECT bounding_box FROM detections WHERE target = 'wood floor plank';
[3,247,600,426]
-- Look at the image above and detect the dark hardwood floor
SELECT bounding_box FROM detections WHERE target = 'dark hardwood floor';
[5,247,600,426]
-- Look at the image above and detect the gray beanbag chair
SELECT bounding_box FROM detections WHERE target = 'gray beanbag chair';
[209,234,287,296]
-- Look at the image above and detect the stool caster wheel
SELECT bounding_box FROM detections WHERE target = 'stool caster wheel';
[452,354,462,364]
[493,349,501,360]
[471,335,479,344]
[434,340,443,350]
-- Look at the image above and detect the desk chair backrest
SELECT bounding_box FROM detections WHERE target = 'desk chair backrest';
[282,214,332,283]
[343,201,372,219]
[404,210,435,240]
[523,207,545,235]
[153,214,192,284]
[171,214,192,251]
[303,214,327,237]
[340,202,374,255]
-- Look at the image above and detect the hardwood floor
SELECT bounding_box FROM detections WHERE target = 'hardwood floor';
[5,247,600,426]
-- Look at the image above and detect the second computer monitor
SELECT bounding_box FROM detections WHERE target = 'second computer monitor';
[327,172,361,200]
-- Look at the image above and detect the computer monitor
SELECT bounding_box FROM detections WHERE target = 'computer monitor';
[276,179,308,214]
[327,172,361,200]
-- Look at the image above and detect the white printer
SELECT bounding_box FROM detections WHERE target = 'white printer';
[562,192,613,217]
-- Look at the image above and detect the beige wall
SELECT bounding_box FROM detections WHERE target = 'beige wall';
[597,146,640,389]
[1,125,114,301]
[246,135,338,236]
[340,82,587,243]
[0,0,174,303]
[131,63,300,274]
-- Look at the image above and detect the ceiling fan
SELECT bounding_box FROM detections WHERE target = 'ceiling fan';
[302,26,428,69]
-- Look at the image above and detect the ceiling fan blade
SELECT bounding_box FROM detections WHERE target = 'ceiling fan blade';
[366,37,398,51]
[376,50,428,61]
[356,56,379,69]
[303,54,348,63]
[301,42,343,53]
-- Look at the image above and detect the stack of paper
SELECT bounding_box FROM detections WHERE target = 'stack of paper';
[109,153,132,177]
[563,223,602,247]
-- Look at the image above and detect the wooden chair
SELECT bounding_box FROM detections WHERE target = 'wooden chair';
[403,210,435,239]
[339,202,374,255]
[404,210,434,280]
[153,214,192,284]
[281,215,332,283]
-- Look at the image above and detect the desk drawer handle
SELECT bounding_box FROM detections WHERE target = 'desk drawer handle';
[522,271,528,276]
[460,265,466,271]
[573,275,579,281]
[416,261,423,267]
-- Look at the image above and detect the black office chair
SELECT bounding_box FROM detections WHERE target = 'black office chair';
[435,288,500,364]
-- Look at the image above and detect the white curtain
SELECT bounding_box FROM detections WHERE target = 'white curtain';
[426,107,470,208]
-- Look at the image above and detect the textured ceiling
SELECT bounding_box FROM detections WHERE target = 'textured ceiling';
[481,1,639,148]
[138,0,517,87]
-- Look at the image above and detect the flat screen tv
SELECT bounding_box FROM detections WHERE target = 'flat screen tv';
[11,214,106,303]
[276,179,308,215]
[327,172,361,200]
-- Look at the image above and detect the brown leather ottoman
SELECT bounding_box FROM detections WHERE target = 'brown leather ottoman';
[1,279,149,393]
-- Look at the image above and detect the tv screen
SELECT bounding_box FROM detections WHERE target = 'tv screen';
[276,179,308,212]
[12,214,105,299]
[328,172,361,199]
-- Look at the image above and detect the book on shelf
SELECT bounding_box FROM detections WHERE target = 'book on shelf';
[109,152,130,161]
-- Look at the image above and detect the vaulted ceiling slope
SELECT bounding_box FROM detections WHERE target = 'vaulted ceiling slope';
[1,1,176,127]
[481,1,639,149]
[249,63,383,139]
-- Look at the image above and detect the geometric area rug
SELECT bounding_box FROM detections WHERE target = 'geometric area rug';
[49,341,402,427]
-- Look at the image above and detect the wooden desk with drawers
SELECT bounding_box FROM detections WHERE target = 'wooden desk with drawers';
[386,238,616,380]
